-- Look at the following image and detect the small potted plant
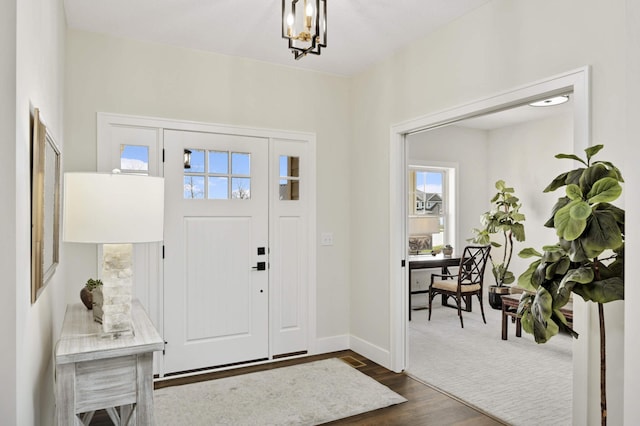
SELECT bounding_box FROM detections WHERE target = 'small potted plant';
[469,180,526,309]
[80,278,104,323]
[442,244,454,257]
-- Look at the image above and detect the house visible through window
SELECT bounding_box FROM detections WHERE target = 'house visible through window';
[408,166,455,249]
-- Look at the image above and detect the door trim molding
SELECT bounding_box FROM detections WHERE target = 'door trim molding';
[97,112,317,374]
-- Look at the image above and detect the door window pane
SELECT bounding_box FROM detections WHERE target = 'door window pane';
[209,151,228,174]
[184,176,205,199]
[279,156,300,200]
[120,145,149,172]
[231,153,250,175]
[231,178,251,199]
[188,149,205,173]
[208,177,229,199]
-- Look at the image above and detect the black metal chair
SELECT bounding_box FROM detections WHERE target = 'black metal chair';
[428,245,491,328]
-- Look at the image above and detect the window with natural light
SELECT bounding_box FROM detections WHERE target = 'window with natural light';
[408,166,455,250]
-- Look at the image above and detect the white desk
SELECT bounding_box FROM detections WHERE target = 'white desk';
[55,300,164,425]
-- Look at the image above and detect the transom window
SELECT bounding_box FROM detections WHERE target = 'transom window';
[120,144,149,174]
[184,149,251,200]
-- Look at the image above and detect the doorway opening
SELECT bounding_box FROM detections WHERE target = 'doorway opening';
[389,67,591,424]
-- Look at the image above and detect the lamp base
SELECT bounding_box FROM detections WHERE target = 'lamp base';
[101,243,133,336]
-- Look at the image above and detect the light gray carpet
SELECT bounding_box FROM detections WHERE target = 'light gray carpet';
[408,297,572,426]
[154,357,407,425]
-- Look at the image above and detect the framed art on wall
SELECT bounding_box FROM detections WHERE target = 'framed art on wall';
[31,108,61,303]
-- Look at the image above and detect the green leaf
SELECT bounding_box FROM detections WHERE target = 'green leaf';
[565,168,585,187]
[584,144,604,160]
[554,200,587,241]
[582,211,624,255]
[580,163,618,194]
[519,247,542,258]
[495,180,505,191]
[511,223,526,242]
[566,184,583,201]
[572,277,624,303]
[502,270,515,285]
[595,203,625,225]
[545,256,570,278]
[517,260,540,291]
[559,266,594,289]
[555,153,587,166]
[597,161,624,182]
[587,177,622,204]
[567,239,589,263]
[545,197,571,227]
[529,288,560,343]
[544,172,570,192]
[570,201,591,221]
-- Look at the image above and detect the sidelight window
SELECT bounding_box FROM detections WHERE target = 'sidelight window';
[279,155,300,200]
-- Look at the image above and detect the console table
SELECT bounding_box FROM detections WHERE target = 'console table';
[55,299,164,425]
[408,254,467,320]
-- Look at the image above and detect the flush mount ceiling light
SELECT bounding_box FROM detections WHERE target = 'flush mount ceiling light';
[529,95,570,107]
[282,0,327,60]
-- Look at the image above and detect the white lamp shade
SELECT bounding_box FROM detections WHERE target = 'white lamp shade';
[63,172,165,243]
[408,216,440,236]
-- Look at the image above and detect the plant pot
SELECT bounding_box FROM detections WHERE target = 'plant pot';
[488,285,511,310]
[80,287,93,310]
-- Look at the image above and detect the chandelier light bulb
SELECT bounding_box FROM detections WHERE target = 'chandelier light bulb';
[282,0,327,60]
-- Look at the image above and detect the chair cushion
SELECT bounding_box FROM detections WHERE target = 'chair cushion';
[432,280,480,293]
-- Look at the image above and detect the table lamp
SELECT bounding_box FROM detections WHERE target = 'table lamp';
[63,171,164,336]
[408,216,440,254]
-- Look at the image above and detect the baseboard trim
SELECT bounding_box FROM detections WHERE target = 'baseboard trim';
[349,335,391,369]
[313,334,350,354]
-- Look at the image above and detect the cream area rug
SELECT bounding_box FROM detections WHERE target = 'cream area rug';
[408,297,572,426]
[154,357,407,425]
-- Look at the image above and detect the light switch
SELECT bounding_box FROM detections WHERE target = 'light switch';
[320,232,334,246]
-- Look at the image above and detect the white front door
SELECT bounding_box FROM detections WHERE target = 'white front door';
[163,129,269,374]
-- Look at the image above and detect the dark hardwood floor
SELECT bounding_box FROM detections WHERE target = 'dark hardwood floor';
[89,350,506,425]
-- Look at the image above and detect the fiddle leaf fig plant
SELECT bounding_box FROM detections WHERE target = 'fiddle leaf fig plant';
[517,144,624,426]
[469,180,526,287]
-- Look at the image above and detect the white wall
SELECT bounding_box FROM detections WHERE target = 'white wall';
[407,126,489,290]
[5,0,67,424]
[63,31,352,346]
[350,0,629,424]
[625,0,640,423]
[0,0,18,423]
[487,113,573,277]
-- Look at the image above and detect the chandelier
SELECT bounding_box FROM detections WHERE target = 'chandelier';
[282,0,327,60]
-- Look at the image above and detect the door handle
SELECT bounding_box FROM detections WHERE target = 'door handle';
[252,262,266,271]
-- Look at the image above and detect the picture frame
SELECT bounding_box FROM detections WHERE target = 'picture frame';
[408,235,433,254]
[31,108,61,303]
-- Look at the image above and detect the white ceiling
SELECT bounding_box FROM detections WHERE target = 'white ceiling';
[63,0,493,76]
[457,96,574,130]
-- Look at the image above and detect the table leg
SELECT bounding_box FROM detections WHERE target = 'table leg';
[409,268,412,321]
[501,304,508,340]
[516,317,522,337]
[135,352,154,425]
[56,363,77,426]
